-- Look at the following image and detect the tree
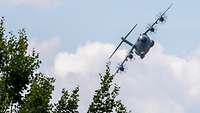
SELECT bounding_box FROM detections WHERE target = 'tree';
[87,65,130,113]
[19,73,55,113]
[0,17,41,106]
[0,78,11,113]
[54,87,79,113]
[0,17,131,113]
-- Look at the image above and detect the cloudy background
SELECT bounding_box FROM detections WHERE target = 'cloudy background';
[1,0,200,113]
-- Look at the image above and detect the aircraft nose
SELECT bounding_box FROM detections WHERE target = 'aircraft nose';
[141,37,147,42]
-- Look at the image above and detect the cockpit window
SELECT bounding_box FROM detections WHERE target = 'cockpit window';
[141,37,147,43]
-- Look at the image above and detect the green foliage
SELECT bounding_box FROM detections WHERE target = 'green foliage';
[87,65,130,113]
[0,17,131,113]
[0,78,11,113]
[54,87,79,113]
[115,100,130,113]
[0,17,41,104]
[0,17,6,73]
[19,73,55,113]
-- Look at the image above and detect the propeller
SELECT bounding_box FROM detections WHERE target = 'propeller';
[115,63,127,74]
[146,24,157,33]
[127,50,135,60]
[157,13,167,24]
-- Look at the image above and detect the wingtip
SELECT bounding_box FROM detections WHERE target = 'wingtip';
[168,3,174,9]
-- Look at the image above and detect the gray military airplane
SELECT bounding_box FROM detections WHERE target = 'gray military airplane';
[109,4,173,74]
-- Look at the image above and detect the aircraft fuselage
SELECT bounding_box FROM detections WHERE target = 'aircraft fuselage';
[134,34,154,59]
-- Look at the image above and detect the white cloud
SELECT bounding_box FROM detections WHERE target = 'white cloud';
[0,0,63,8]
[54,42,126,76]
[53,42,200,113]
[29,37,60,55]
[28,37,60,74]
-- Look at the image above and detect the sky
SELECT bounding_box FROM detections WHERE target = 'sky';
[1,0,200,113]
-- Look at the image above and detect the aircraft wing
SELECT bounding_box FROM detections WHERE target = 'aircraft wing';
[144,3,173,34]
[114,54,129,75]
[114,46,135,75]
[109,24,138,59]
